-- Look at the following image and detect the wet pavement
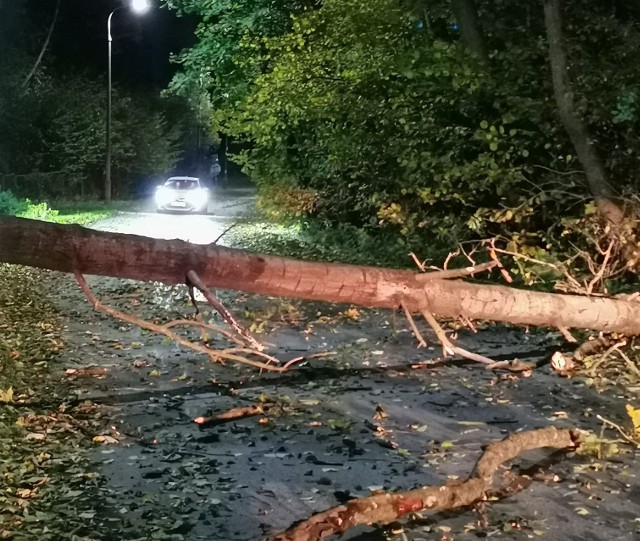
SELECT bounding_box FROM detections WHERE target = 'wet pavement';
[44,186,640,541]
[94,185,256,244]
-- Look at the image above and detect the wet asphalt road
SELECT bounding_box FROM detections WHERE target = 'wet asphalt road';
[45,186,640,541]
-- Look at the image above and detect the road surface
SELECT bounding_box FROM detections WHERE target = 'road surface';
[90,186,256,245]
[43,185,640,541]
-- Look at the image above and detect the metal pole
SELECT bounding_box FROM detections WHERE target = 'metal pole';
[105,11,115,203]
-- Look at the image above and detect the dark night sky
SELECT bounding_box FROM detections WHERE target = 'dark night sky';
[39,0,196,91]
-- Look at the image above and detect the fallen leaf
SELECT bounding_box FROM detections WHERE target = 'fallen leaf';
[626,404,640,437]
[93,435,119,445]
[0,387,13,403]
[373,404,388,420]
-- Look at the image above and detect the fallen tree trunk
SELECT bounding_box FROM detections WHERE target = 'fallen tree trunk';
[2,215,640,334]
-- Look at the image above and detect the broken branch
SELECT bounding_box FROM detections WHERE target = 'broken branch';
[265,427,582,541]
[186,269,264,351]
[420,306,495,365]
[194,404,265,427]
[414,260,498,282]
[74,271,286,372]
[401,301,427,348]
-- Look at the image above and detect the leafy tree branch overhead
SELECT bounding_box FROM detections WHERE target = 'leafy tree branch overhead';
[168,0,640,272]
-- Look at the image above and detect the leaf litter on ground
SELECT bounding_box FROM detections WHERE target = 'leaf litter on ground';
[0,264,110,540]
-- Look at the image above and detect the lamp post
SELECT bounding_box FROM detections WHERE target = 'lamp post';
[105,0,150,203]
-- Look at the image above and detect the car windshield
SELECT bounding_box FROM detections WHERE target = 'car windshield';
[165,179,199,190]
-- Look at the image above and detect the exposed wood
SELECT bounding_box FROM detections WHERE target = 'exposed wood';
[265,427,582,541]
[3,216,640,335]
[193,405,265,427]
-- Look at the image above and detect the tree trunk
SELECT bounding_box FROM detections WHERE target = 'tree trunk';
[22,0,60,89]
[451,0,488,61]
[542,0,625,226]
[2,215,640,335]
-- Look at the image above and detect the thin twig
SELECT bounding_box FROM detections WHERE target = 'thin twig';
[460,315,478,333]
[212,223,238,245]
[614,347,640,380]
[163,319,247,347]
[492,246,584,293]
[74,271,286,372]
[420,304,495,365]
[408,252,427,272]
[413,261,498,282]
[587,341,626,377]
[282,352,338,370]
[596,414,640,448]
[186,269,264,351]
[401,301,427,348]
[585,239,615,295]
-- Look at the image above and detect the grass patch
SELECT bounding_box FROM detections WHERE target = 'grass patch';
[1,189,134,226]
[53,200,137,226]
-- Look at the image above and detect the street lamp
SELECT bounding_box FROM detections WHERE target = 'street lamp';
[105,0,150,203]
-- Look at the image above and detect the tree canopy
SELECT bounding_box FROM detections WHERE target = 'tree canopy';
[167,0,640,279]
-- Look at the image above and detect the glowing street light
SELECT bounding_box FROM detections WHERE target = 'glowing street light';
[105,0,151,203]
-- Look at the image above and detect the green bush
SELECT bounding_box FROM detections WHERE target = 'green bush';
[17,200,59,222]
[0,190,27,216]
[0,190,60,222]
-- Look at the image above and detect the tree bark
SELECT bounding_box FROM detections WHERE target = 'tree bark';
[542,0,624,226]
[451,0,488,61]
[2,215,640,335]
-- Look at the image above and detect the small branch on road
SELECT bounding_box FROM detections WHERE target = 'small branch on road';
[213,223,238,245]
[194,404,266,427]
[265,427,584,541]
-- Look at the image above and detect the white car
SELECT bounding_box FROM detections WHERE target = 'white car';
[155,176,209,213]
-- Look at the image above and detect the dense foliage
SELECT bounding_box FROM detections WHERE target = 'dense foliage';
[167,0,640,277]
